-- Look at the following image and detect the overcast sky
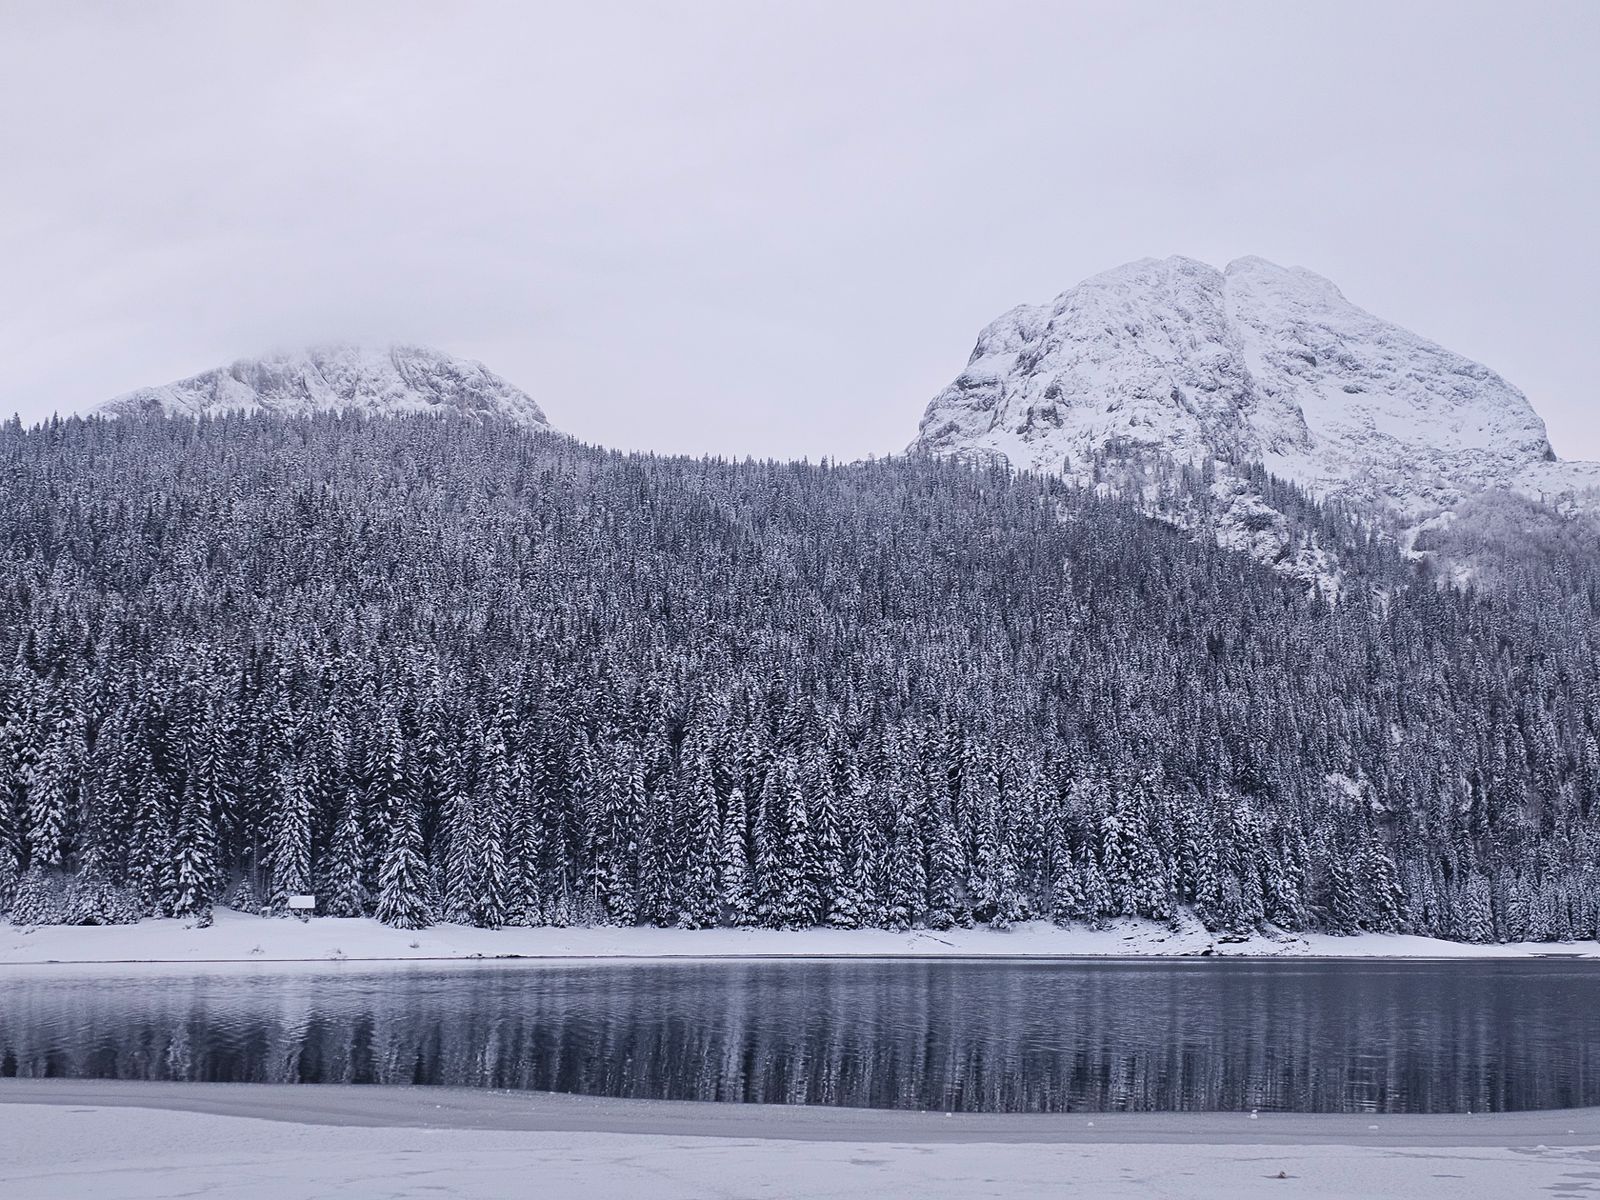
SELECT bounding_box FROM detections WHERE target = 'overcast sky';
[2,1,1596,460]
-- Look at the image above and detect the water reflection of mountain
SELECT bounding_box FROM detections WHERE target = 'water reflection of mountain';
[0,962,1592,1113]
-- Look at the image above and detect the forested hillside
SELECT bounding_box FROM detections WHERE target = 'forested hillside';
[2,414,1597,942]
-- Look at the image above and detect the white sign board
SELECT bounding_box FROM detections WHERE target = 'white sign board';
[287,895,316,911]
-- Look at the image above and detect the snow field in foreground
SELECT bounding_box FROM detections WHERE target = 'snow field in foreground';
[1,1098,1595,1200]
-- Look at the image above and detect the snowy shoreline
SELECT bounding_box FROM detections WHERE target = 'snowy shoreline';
[4,1079,1600,1144]
[3,1082,1598,1199]
[4,907,1598,966]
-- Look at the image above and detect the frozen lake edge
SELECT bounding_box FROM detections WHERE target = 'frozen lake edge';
[7,1084,1600,1198]
[4,1079,1600,1145]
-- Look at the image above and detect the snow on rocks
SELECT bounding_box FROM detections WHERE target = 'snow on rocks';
[96,343,553,429]
[911,254,1600,573]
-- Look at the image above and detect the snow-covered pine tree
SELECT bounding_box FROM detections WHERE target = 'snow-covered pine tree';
[720,784,756,926]
[507,752,545,928]
[320,793,367,918]
[1455,872,1496,944]
[190,701,234,904]
[804,740,844,928]
[375,792,433,930]
[754,754,814,928]
[0,728,20,912]
[677,744,722,929]
[469,724,512,929]
[838,749,885,929]
[1097,798,1134,918]
[270,761,313,918]
[1216,800,1264,931]
[438,786,477,925]
[26,719,75,871]
[369,700,409,810]
[1262,822,1309,929]
[926,807,968,931]
[883,792,927,932]
[1080,849,1112,928]
[7,867,59,926]
[125,732,173,917]
[1046,819,1086,927]
[1318,838,1364,935]
[170,782,218,924]
[597,739,641,925]
[1360,828,1406,934]
[636,780,681,928]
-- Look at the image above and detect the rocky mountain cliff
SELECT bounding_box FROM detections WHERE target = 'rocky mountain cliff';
[912,256,1598,537]
[97,344,552,429]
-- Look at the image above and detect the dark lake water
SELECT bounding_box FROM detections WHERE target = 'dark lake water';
[1,959,1596,1113]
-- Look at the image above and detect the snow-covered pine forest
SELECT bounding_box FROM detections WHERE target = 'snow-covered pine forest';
[2,413,1598,943]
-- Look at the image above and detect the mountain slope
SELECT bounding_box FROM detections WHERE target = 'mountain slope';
[3,414,1598,942]
[912,256,1598,521]
[97,344,552,429]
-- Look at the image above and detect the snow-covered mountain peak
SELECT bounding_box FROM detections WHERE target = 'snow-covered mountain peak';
[97,344,552,429]
[1223,255,1348,305]
[912,255,1596,521]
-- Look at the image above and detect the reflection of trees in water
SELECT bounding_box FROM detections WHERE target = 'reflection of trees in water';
[0,964,1594,1112]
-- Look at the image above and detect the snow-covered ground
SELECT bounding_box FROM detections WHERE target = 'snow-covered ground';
[3,907,1596,965]
[2,1082,1597,1199]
